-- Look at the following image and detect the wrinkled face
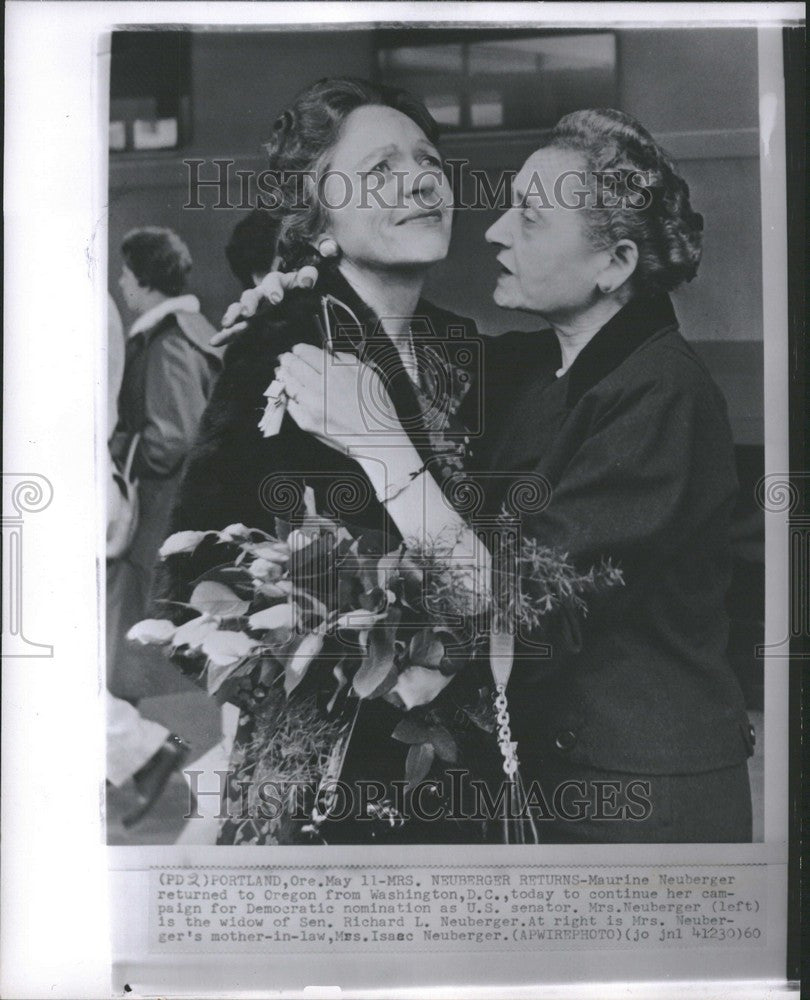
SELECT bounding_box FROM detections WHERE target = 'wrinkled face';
[320,105,453,271]
[118,264,146,314]
[485,147,607,320]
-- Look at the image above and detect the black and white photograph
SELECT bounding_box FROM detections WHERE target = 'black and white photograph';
[2,3,803,998]
[105,21,767,849]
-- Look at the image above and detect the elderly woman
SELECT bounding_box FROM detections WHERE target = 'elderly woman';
[108,227,222,704]
[265,108,753,843]
[169,79,475,542]
[164,79,494,844]
[476,109,754,843]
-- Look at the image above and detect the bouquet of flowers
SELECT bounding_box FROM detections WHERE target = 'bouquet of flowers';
[129,513,622,841]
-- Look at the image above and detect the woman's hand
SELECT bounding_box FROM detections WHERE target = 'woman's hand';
[279,350,490,603]
[277,343,402,454]
[212,265,320,346]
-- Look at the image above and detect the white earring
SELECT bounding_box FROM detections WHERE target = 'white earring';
[318,237,339,259]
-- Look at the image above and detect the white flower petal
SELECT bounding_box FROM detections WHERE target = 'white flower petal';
[188,581,250,617]
[248,542,290,563]
[248,604,296,632]
[158,530,210,559]
[218,523,251,542]
[247,558,274,579]
[256,580,293,599]
[392,666,452,711]
[170,615,218,652]
[287,529,315,553]
[201,630,256,668]
[126,619,176,645]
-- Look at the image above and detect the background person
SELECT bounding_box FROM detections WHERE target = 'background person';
[107,227,223,706]
[105,293,191,826]
[224,208,282,290]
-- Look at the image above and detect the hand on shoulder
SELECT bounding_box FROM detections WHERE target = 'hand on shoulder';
[213,265,320,346]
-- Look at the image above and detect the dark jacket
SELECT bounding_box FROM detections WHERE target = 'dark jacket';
[480,293,752,776]
[165,268,480,598]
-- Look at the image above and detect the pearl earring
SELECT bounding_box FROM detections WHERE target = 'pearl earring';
[318,237,339,259]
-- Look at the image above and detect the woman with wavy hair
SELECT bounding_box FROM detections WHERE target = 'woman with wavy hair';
[164,78,507,845]
[240,106,753,843]
[171,79,479,540]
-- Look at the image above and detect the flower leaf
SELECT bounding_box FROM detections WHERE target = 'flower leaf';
[246,541,290,564]
[283,630,325,695]
[190,563,256,598]
[189,581,250,617]
[201,630,257,671]
[170,615,218,652]
[408,628,445,668]
[358,586,387,613]
[248,557,284,581]
[395,557,425,609]
[247,603,296,640]
[460,687,497,733]
[158,530,214,559]
[217,523,252,543]
[257,580,293,599]
[287,529,315,553]
[428,724,458,763]
[392,666,453,710]
[434,631,473,676]
[353,619,399,698]
[405,742,435,789]
[205,650,257,695]
[391,715,433,745]
[352,655,397,700]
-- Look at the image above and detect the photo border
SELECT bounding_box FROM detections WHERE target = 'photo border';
[2,4,804,998]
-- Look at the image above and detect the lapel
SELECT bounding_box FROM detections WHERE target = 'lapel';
[314,268,473,460]
[487,294,679,473]
[564,292,678,408]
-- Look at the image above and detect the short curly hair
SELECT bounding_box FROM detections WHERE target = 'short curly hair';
[540,109,704,293]
[261,77,441,269]
[121,227,192,297]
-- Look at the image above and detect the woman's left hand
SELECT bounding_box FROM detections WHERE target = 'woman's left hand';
[277,343,401,454]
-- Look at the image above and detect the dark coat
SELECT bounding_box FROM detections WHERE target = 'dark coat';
[161,272,489,844]
[479,293,753,779]
[107,308,222,701]
[164,269,481,598]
